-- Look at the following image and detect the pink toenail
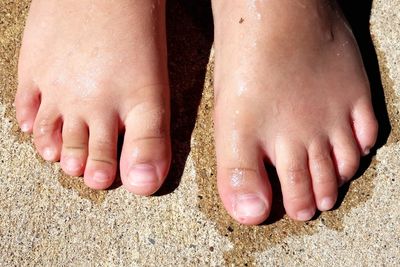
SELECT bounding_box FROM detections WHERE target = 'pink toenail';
[233,194,267,219]
[20,122,30,132]
[64,157,82,172]
[363,147,371,156]
[296,209,314,221]
[320,197,334,211]
[93,171,110,183]
[128,164,158,187]
[43,147,56,161]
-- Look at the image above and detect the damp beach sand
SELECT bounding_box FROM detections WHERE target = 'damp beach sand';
[1,0,399,265]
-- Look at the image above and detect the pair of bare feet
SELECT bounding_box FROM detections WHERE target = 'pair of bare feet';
[15,0,378,225]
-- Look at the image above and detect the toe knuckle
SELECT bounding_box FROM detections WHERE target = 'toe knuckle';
[37,119,51,129]
[35,118,57,136]
[89,146,116,165]
[226,167,259,185]
[310,152,331,165]
[287,194,311,206]
[63,142,87,151]
[92,138,115,152]
[314,174,336,186]
[287,165,309,185]
[127,102,168,138]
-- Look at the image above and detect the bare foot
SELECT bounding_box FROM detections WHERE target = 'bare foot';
[212,0,378,225]
[15,0,171,195]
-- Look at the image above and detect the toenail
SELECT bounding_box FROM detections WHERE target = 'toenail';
[93,171,110,183]
[320,197,334,211]
[363,147,371,156]
[128,164,158,187]
[296,209,314,221]
[64,157,82,172]
[20,122,30,132]
[233,194,267,219]
[43,147,56,161]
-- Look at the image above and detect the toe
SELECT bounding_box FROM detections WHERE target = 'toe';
[275,139,316,221]
[331,127,360,186]
[60,117,88,176]
[84,115,118,190]
[14,84,40,133]
[33,105,62,162]
[308,139,338,211]
[352,99,378,156]
[120,104,171,196]
[215,129,271,225]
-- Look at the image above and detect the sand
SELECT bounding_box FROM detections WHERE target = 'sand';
[0,0,399,266]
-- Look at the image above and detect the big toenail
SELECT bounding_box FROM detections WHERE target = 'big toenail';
[233,194,267,219]
[296,209,314,221]
[93,171,110,183]
[43,147,56,161]
[128,164,158,187]
[20,122,30,132]
[320,197,334,211]
[65,157,82,172]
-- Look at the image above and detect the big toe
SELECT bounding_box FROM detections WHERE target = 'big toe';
[120,100,171,196]
[215,126,271,225]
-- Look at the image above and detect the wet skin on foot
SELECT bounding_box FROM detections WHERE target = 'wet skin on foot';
[211,0,378,225]
[15,0,378,225]
[15,0,171,195]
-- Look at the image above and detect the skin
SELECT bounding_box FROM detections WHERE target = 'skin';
[211,0,378,225]
[16,0,378,225]
[15,0,171,195]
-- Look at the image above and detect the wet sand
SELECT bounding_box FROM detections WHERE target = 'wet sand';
[1,0,399,265]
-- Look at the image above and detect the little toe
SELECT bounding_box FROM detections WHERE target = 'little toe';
[275,140,316,221]
[215,130,271,225]
[331,128,360,186]
[84,116,118,190]
[60,117,88,176]
[33,105,62,162]
[14,85,40,133]
[352,99,379,156]
[120,106,171,196]
[308,139,338,211]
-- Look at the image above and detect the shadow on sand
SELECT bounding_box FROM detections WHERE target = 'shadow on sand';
[154,0,214,195]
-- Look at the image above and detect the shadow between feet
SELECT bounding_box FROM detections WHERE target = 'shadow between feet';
[154,0,214,195]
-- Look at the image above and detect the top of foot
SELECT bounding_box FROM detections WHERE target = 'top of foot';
[211,0,378,224]
[15,0,172,195]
